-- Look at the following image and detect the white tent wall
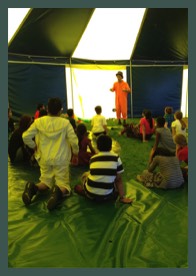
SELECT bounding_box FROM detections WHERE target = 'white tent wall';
[65,66,128,120]
[181,66,188,118]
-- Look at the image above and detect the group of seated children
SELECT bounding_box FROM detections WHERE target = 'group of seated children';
[9,99,188,211]
[137,116,187,189]
[8,103,48,165]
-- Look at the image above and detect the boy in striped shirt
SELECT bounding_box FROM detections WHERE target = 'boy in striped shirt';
[74,135,132,203]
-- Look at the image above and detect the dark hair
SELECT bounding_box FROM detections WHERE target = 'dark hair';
[67,109,74,117]
[95,106,102,114]
[76,123,88,142]
[144,110,153,129]
[97,135,112,151]
[19,115,32,133]
[156,116,165,127]
[39,109,48,117]
[37,103,44,111]
[48,98,62,115]
[174,111,186,130]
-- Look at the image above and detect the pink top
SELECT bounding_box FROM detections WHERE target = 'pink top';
[139,117,155,135]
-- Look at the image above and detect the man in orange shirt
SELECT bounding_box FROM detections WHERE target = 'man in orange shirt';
[110,71,131,125]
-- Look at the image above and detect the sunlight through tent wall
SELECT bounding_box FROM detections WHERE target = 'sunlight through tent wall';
[73,8,146,60]
[181,66,188,117]
[66,66,127,119]
[8,8,30,44]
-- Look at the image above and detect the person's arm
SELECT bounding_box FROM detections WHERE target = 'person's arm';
[103,125,108,134]
[148,156,158,173]
[172,126,176,137]
[88,140,96,154]
[22,122,37,150]
[115,174,133,204]
[171,121,176,136]
[122,83,131,93]
[149,132,160,163]
[110,83,115,92]
[66,123,79,156]
[141,124,147,142]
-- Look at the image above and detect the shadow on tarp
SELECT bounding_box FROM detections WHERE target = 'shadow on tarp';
[8,160,188,268]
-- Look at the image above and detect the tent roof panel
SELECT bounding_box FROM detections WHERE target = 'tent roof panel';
[8,8,188,65]
[8,8,94,57]
[131,8,188,64]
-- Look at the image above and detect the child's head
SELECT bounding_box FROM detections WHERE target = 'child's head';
[37,103,45,111]
[174,110,183,120]
[76,123,87,138]
[67,108,74,117]
[19,115,33,132]
[156,116,165,128]
[164,106,173,114]
[97,135,112,151]
[48,98,62,116]
[174,134,187,147]
[95,106,102,115]
[39,109,48,117]
[143,109,152,119]
[141,109,147,117]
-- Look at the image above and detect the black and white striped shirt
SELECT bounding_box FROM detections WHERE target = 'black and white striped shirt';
[85,151,124,196]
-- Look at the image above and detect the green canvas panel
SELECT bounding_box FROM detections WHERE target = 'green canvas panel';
[8,8,95,57]
[132,8,188,65]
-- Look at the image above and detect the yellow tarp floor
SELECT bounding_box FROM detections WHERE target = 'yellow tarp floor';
[8,161,188,268]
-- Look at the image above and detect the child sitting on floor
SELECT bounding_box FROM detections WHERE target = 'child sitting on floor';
[121,109,155,142]
[74,134,133,204]
[8,115,34,164]
[149,116,176,164]
[137,151,184,189]
[75,123,96,166]
[171,110,187,137]
[174,133,188,181]
[91,105,108,137]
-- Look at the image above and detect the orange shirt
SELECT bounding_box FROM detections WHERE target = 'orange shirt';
[111,81,130,106]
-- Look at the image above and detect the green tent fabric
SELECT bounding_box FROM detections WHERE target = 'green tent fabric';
[8,162,188,268]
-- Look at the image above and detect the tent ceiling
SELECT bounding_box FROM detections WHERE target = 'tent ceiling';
[8,8,188,65]
[8,8,95,57]
[131,8,188,64]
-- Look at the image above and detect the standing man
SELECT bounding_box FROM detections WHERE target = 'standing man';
[110,71,131,125]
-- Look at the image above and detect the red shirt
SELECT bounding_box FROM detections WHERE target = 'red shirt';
[34,110,40,119]
[177,146,188,164]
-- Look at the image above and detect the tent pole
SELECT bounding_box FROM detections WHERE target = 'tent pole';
[130,61,133,119]
[69,58,74,110]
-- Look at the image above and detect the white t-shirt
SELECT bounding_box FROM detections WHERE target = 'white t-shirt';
[91,114,107,134]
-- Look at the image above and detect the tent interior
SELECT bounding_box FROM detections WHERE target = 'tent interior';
[8,8,188,120]
[8,8,188,268]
